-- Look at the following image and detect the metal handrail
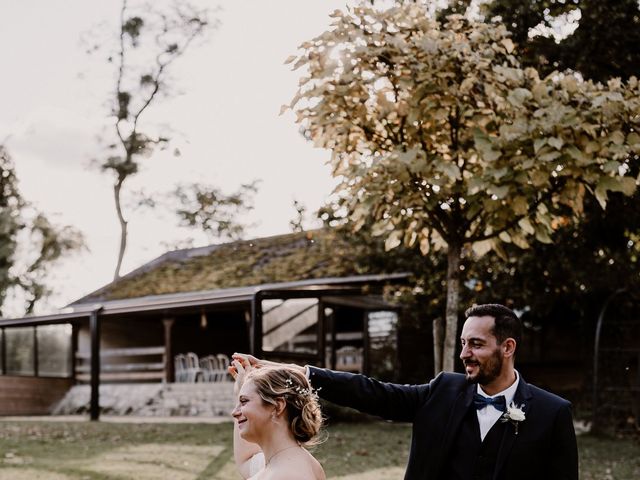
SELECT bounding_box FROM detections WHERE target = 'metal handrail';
[592,288,626,429]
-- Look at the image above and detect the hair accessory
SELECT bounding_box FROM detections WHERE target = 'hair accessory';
[285,377,321,400]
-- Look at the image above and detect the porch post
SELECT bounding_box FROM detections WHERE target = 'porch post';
[329,309,337,370]
[70,322,79,382]
[163,318,175,383]
[250,292,263,357]
[89,307,103,421]
[33,326,39,376]
[362,310,370,376]
[317,299,325,368]
[1,328,5,375]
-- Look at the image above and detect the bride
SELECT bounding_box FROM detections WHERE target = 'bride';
[229,356,326,480]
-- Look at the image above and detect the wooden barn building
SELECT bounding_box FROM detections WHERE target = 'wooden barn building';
[0,230,407,419]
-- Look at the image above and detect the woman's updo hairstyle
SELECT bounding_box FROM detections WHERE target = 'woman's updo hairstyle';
[245,366,323,445]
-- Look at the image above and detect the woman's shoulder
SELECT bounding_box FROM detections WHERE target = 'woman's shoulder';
[267,449,325,480]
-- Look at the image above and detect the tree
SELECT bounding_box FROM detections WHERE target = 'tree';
[482,0,640,83]
[0,146,84,316]
[289,199,308,233]
[97,0,211,280]
[173,181,259,243]
[287,5,640,373]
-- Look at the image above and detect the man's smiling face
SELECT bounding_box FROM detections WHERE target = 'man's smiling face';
[459,315,504,386]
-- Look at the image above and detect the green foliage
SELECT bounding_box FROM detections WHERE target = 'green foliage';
[289,199,307,233]
[173,181,259,242]
[0,147,84,316]
[483,0,640,83]
[289,7,639,257]
[288,3,640,372]
[122,15,144,44]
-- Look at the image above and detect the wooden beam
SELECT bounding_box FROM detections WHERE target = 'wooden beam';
[1,328,6,375]
[163,318,175,383]
[317,300,325,369]
[70,323,79,382]
[250,292,263,358]
[89,308,102,421]
[76,362,165,373]
[363,310,370,376]
[33,326,39,377]
[76,346,165,360]
[77,371,165,382]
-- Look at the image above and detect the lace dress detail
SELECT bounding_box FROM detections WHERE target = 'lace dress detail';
[248,452,265,478]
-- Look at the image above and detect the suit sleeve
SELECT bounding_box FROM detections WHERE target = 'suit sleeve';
[550,402,579,480]
[308,366,433,422]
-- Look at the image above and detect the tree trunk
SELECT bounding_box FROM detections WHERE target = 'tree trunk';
[433,315,444,376]
[113,179,128,281]
[442,242,461,372]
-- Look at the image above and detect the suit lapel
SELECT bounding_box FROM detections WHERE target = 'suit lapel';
[440,384,475,458]
[493,376,533,480]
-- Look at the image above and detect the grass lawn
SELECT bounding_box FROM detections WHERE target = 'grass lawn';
[0,419,638,479]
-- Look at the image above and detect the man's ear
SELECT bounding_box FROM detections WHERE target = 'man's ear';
[503,338,516,358]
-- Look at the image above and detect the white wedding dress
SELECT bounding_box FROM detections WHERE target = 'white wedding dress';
[247,452,265,479]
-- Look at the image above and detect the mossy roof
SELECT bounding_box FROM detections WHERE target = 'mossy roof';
[73,230,373,304]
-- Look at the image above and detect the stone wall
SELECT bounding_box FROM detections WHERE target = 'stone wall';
[53,382,235,417]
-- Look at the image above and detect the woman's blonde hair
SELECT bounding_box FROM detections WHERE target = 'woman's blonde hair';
[245,366,323,445]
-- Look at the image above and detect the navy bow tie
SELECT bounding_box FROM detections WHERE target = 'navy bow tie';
[473,393,507,412]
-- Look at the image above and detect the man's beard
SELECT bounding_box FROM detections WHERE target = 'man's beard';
[464,347,503,385]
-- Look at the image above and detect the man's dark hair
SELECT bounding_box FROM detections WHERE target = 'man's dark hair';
[464,303,522,345]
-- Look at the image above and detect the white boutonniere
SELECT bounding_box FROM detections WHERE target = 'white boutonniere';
[501,402,526,435]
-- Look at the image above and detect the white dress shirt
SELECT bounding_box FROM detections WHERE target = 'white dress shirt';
[476,370,520,441]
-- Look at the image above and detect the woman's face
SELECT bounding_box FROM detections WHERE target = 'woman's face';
[231,380,274,443]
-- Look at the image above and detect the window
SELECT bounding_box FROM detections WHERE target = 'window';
[37,324,72,377]
[262,299,319,354]
[368,311,398,379]
[5,327,35,375]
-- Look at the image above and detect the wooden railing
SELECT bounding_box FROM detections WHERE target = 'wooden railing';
[75,346,165,382]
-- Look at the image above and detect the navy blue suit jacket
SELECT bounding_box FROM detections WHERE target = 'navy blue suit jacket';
[308,368,578,480]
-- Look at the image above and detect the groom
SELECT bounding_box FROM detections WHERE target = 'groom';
[240,303,578,480]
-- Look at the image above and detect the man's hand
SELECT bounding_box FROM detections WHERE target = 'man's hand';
[231,352,307,376]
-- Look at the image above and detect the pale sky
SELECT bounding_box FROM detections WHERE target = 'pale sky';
[0,0,351,317]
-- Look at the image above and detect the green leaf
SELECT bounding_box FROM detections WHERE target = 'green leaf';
[534,226,553,244]
[507,88,532,107]
[518,217,535,235]
[594,176,637,209]
[548,137,564,150]
[472,239,493,258]
[603,161,621,173]
[539,150,562,162]
[512,196,529,216]
[529,170,548,187]
[474,130,501,161]
[610,131,625,145]
[565,145,589,164]
[510,232,530,249]
[533,138,546,154]
[500,38,515,53]
[439,161,461,180]
[487,185,509,199]
[419,236,430,255]
[385,230,403,251]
